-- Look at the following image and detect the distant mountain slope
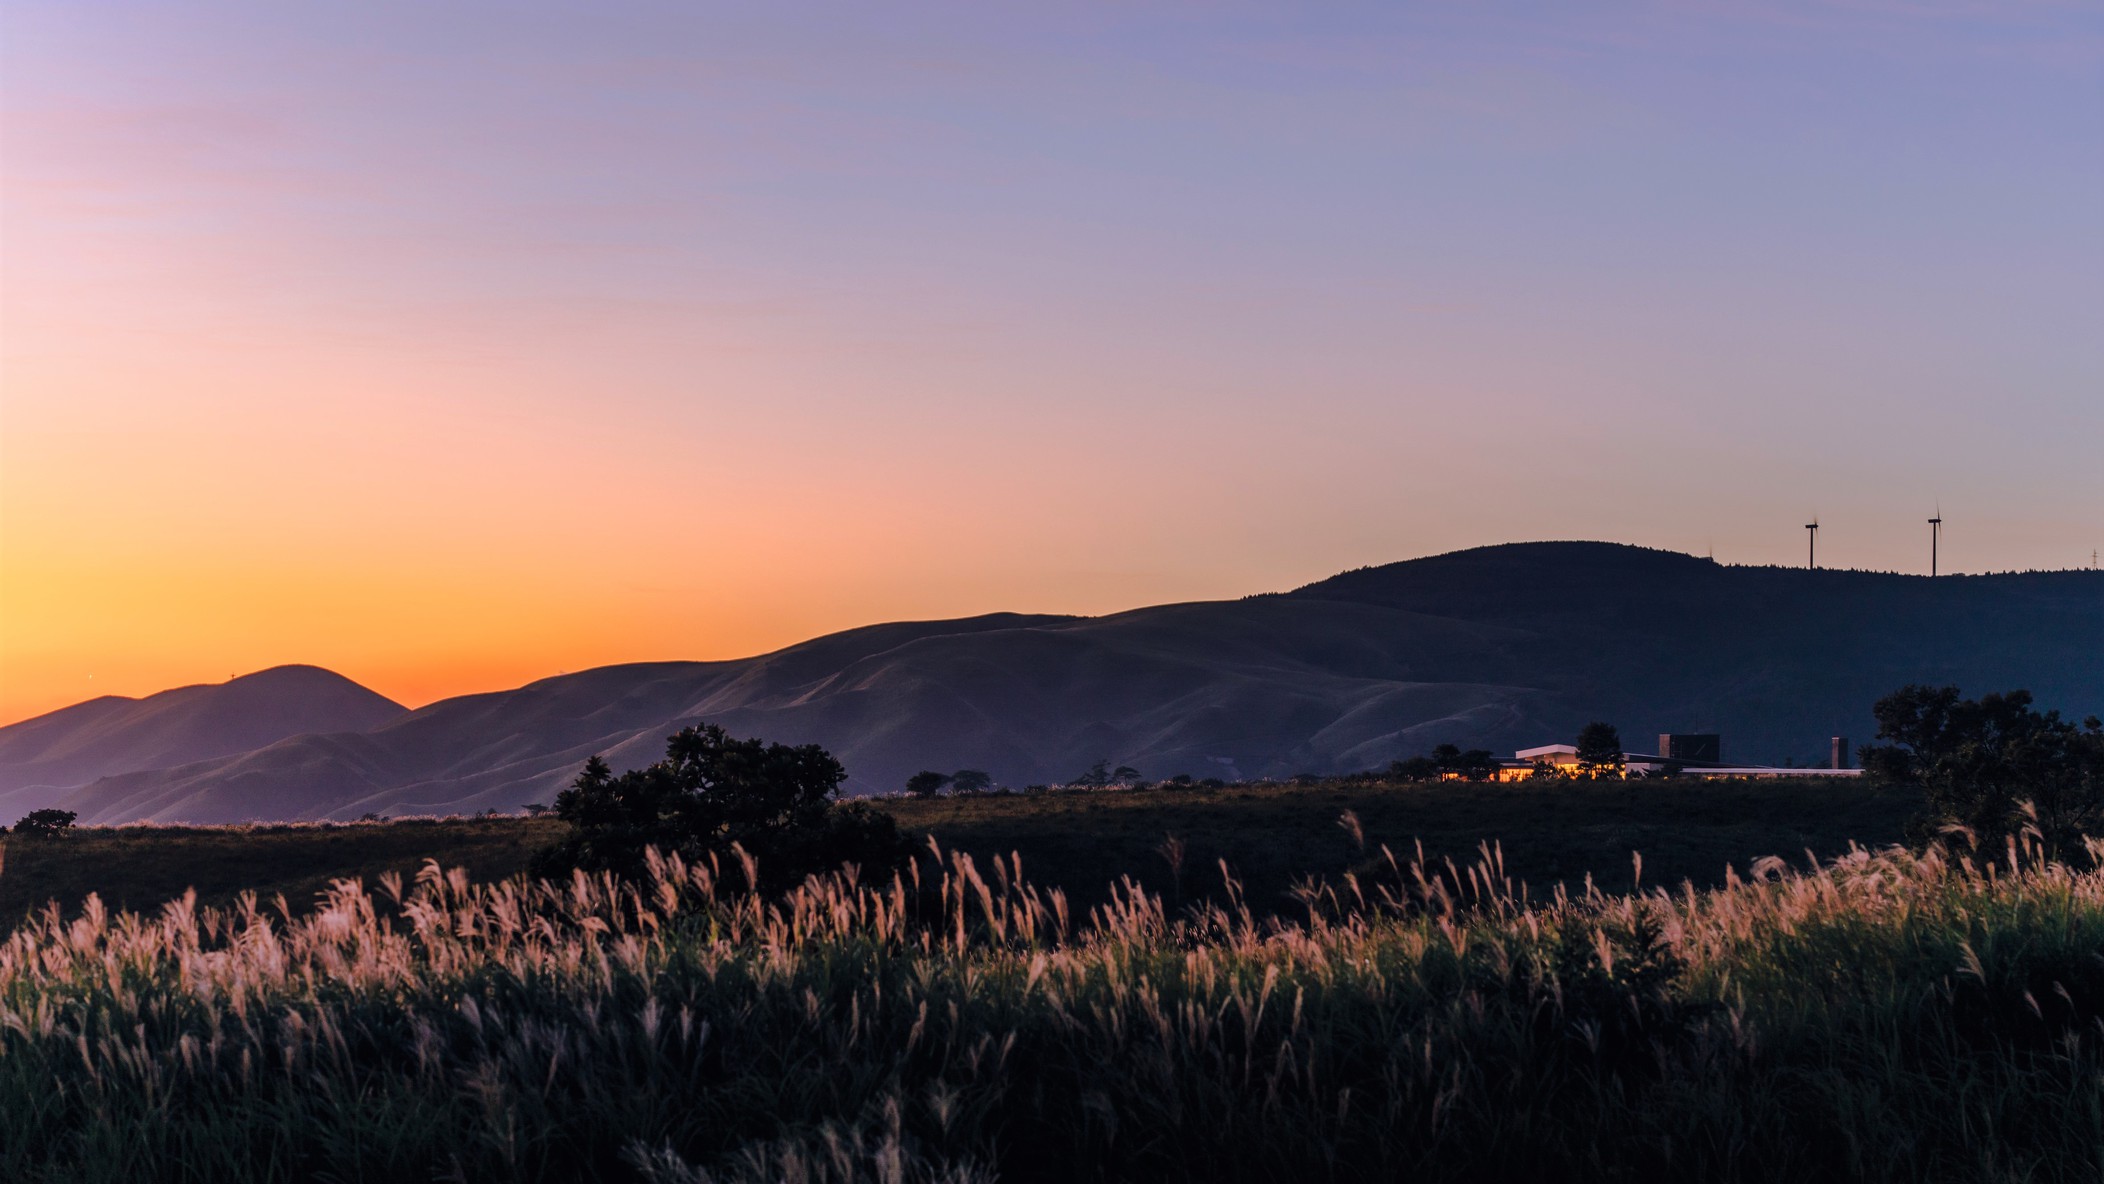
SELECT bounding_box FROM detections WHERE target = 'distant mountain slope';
[1288,543,2103,754]
[0,666,407,819]
[25,544,2104,825]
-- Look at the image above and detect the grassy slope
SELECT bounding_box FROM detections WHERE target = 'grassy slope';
[0,778,1916,923]
[887,777,1918,912]
[0,817,565,922]
[6,830,2099,1183]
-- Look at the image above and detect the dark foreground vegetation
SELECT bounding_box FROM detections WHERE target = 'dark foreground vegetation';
[1,683,2081,925]
[3,684,2097,1180]
[0,815,561,923]
[0,777,1915,924]
[5,834,2102,1182]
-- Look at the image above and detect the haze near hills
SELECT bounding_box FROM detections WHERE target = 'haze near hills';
[5,543,2099,826]
[0,666,406,821]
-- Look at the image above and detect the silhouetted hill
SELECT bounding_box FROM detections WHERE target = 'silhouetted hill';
[19,544,2104,824]
[1290,542,2103,763]
[0,667,407,819]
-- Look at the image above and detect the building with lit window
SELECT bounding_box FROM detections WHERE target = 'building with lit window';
[1494,736,1862,779]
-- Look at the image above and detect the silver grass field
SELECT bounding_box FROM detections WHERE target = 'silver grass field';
[4,831,2102,1182]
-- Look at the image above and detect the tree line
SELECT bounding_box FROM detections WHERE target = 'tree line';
[7,685,2097,888]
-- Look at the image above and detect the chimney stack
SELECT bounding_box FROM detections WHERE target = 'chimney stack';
[1831,736,1850,770]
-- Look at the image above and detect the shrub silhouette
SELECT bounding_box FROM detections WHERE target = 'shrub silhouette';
[905,771,951,798]
[1389,756,1439,781]
[1420,744,1495,781]
[1864,685,2104,855]
[1071,760,1111,787]
[8,809,77,839]
[1575,722,1625,779]
[534,725,911,890]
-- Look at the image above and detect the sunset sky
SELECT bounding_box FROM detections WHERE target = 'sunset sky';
[3,1,2100,724]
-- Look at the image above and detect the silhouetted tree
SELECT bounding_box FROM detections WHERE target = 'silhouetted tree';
[1576,723,1625,779]
[1863,685,2104,855]
[1112,765,1143,784]
[534,725,911,890]
[1431,744,1464,774]
[1455,749,1497,781]
[949,769,993,795]
[1389,756,1440,781]
[905,771,952,798]
[8,808,77,838]
[1072,761,1112,788]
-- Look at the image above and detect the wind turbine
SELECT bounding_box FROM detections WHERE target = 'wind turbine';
[1806,517,1819,569]
[1928,505,1943,577]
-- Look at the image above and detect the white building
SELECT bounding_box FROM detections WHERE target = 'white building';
[1500,741,1864,779]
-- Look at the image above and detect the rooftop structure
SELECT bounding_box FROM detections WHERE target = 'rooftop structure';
[1658,733,1721,763]
[1495,734,1864,780]
[1514,744,1578,762]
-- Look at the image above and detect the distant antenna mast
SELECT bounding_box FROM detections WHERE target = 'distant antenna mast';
[1806,517,1819,569]
[1928,505,1942,577]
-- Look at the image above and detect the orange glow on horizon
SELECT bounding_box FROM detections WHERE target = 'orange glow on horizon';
[0,325,1283,723]
[7,2,2097,725]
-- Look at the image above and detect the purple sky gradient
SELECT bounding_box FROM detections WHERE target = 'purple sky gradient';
[3,1,2100,717]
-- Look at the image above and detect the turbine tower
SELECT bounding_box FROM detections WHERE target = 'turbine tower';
[1806,517,1819,569]
[1928,506,1943,577]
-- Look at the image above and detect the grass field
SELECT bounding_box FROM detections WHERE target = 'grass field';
[0,816,564,923]
[0,778,1919,925]
[882,776,1920,912]
[4,825,2099,1181]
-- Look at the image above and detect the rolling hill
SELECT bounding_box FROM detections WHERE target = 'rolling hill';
[0,666,407,821]
[6,543,2100,825]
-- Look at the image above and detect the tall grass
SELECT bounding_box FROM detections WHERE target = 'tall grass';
[3,831,2101,1182]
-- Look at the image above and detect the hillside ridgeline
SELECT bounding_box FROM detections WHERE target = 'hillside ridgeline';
[4,543,2098,823]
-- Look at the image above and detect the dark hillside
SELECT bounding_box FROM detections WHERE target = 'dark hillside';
[18,544,2103,823]
[0,667,406,818]
[1293,542,2104,763]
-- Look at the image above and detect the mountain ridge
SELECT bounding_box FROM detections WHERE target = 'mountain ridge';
[7,543,2099,825]
[0,666,408,820]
